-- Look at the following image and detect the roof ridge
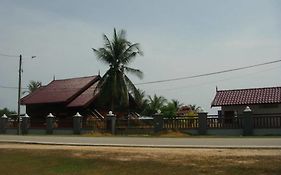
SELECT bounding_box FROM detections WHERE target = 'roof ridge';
[64,76,100,105]
[217,86,281,92]
[53,75,98,81]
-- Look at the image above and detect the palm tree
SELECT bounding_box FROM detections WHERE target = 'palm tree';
[144,94,167,116]
[134,89,149,114]
[171,99,183,110]
[92,29,143,111]
[161,99,183,118]
[23,80,42,94]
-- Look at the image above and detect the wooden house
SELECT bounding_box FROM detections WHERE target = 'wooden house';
[20,75,136,121]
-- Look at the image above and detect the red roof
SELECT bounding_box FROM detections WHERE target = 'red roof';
[211,86,281,107]
[21,75,100,106]
[67,81,99,107]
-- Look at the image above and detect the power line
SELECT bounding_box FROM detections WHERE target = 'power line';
[1,58,280,89]
[157,64,281,92]
[136,59,281,85]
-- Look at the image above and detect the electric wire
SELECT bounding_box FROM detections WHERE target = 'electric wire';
[1,58,280,90]
[135,59,281,85]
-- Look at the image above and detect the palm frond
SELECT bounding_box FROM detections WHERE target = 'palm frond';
[124,74,140,99]
[124,66,143,79]
[120,43,143,65]
[103,34,113,52]
[92,48,113,65]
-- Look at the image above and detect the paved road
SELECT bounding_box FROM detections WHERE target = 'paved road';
[0,135,281,148]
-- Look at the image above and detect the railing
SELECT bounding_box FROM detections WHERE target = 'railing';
[163,117,198,129]
[116,119,154,129]
[253,114,281,128]
[3,113,281,134]
[207,117,244,129]
[83,118,106,130]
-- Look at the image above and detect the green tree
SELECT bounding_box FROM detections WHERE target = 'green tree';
[93,29,143,111]
[144,94,167,116]
[134,89,149,114]
[161,99,183,118]
[23,80,42,94]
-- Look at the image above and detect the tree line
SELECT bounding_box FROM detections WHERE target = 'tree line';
[135,90,202,117]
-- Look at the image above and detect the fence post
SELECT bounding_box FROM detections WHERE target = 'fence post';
[198,112,208,135]
[0,114,8,134]
[73,112,83,134]
[46,113,55,134]
[243,106,253,136]
[153,110,163,133]
[107,111,116,135]
[21,114,30,135]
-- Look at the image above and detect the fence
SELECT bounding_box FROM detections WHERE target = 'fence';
[253,114,281,128]
[207,117,244,129]
[115,118,154,134]
[1,111,281,136]
[163,117,198,129]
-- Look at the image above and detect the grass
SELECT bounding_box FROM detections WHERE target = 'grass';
[0,147,281,175]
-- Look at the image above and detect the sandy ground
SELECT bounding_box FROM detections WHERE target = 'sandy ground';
[1,143,281,160]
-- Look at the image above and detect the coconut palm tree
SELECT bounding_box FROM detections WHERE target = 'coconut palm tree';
[134,89,149,114]
[92,29,143,111]
[171,99,183,110]
[161,99,183,118]
[23,80,42,94]
[144,94,167,116]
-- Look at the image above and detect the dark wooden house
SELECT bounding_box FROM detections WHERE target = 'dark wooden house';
[21,75,136,120]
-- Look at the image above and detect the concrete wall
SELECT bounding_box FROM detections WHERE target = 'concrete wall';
[254,129,281,136]
[207,129,243,136]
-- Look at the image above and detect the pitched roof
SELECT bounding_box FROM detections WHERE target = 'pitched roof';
[211,86,281,107]
[21,75,100,106]
[67,81,99,107]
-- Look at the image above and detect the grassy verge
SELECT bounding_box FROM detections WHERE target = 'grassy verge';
[0,146,280,175]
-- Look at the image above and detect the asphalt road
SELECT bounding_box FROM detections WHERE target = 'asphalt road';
[0,135,281,148]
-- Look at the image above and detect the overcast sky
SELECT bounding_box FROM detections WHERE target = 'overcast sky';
[0,0,281,113]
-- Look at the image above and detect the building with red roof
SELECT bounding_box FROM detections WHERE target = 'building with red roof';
[211,86,281,118]
[21,75,136,120]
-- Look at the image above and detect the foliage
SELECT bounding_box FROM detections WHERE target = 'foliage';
[23,80,42,94]
[143,94,167,116]
[93,28,143,111]
[0,107,16,117]
[161,99,183,118]
[187,104,203,113]
[134,89,149,114]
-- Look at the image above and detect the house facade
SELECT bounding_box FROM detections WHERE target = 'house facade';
[211,86,281,118]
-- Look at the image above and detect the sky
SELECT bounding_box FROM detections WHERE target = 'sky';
[0,0,281,114]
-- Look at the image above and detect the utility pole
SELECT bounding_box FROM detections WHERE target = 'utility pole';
[17,54,22,135]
